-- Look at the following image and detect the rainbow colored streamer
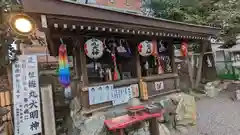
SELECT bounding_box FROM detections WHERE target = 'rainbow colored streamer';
[58,43,71,87]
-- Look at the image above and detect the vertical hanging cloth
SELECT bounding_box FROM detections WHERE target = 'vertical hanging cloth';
[58,39,71,87]
[152,40,164,74]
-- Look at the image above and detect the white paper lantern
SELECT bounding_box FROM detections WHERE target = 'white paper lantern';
[84,38,104,59]
[138,40,153,56]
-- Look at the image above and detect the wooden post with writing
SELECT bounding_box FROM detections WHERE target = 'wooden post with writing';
[40,84,56,135]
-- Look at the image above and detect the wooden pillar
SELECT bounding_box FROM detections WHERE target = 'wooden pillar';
[72,39,82,98]
[149,118,160,135]
[78,37,90,109]
[195,40,208,88]
[187,55,194,89]
[169,39,176,73]
[79,37,88,86]
[72,40,81,79]
[136,43,142,79]
[168,38,179,89]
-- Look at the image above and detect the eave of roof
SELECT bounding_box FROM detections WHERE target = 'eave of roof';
[21,0,221,36]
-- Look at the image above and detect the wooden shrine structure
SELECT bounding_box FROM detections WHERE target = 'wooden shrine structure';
[20,0,220,114]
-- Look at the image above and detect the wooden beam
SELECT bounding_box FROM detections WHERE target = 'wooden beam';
[142,73,178,82]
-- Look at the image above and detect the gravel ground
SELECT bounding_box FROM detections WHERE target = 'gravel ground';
[173,92,240,135]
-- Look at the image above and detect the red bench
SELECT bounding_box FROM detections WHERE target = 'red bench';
[104,105,163,135]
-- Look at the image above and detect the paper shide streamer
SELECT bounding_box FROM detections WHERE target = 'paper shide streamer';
[58,38,71,88]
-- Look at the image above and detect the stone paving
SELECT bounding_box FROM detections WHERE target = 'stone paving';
[173,92,240,135]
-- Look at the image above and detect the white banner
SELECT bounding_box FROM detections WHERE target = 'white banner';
[13,55,42,135]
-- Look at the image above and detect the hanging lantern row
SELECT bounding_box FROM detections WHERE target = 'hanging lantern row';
[52,23,209,40]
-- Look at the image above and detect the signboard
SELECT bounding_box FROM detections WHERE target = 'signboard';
[155,81,164,91]
[112,86,133,106]
[88,84,134,105]
[88,84,113,105]
[12,55,42,135]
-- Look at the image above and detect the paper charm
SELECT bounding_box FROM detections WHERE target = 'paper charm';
[88,87,97,105]
[64,86,72,100]
[144,61,149,70]
[156,56,164,74]
[103,84,113,102]
[158,40,167,52]
[151,40,164,74]
[116,39,132,58]
[207,56,212,67]
[165,56,172,72]
[138,40,153,57]
[131,84,139,98]
[196,57,199,67]
[84,38,104,59]
[97,86,104,103]
[127,87,133,99]
[177,64,181,70]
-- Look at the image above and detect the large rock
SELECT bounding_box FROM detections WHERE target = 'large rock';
[79,112,106,135]
[128,98,142,107]
[70,97,108,135]
[204,82,221,97]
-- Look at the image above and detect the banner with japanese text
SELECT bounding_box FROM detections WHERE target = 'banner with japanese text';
[12,55,42,135]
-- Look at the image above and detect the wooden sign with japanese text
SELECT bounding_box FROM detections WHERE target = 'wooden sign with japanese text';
[88,84,134,106]
[12,55,42,135]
